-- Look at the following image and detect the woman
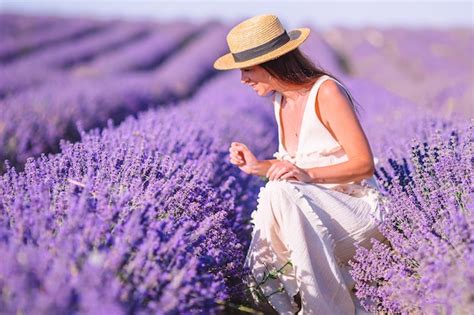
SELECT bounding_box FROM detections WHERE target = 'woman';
[214,14,385,314]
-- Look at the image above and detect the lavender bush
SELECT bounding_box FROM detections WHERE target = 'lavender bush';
[349,120,474,313]
[0,147,238,314]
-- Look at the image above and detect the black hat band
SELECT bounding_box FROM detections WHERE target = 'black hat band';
[232,31,290,63]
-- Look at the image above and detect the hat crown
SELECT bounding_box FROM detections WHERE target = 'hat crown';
[226,14,286,53]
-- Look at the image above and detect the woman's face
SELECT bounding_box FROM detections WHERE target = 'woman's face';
[240,65,275,96]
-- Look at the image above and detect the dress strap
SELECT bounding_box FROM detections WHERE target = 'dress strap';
[299,75,334,134]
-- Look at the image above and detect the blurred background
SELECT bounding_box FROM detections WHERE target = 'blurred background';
[0,0,472,169]
[2,0,473,29]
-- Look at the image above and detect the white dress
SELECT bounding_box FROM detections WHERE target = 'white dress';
[244,75,386,314]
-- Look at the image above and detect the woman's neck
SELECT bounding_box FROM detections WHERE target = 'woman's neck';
[276,81,314,106]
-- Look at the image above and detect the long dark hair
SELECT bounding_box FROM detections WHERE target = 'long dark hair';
[259,48,362,117]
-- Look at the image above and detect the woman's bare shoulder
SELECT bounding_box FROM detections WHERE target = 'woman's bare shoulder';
[318,79,347,100]
[316,79,357,127]
[317,80,354,112]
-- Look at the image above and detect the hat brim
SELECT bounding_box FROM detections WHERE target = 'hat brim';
[213,27,311,71]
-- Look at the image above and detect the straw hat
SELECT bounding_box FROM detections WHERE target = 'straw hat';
[213,14,310,70]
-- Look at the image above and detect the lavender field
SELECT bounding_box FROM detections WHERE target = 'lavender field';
[0,13,473,314]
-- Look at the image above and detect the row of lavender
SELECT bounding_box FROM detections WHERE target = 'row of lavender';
[0,13,74,42]
[1,14,113,64]
[0,17,207,96]
[1,14,230,170]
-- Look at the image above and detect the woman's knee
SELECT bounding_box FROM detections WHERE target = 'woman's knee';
[257,180,296,224]
[264,180,294,199]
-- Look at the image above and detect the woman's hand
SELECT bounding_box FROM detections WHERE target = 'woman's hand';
[228,142,259,175]
[266,160,313,183]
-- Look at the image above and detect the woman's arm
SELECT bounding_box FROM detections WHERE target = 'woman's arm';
[250,159,281,177]
[305,79,375,184]
[229,142,283,177]
[305,160,374,184]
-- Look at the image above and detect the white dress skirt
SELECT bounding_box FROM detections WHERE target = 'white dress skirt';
[244,179,385,314]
